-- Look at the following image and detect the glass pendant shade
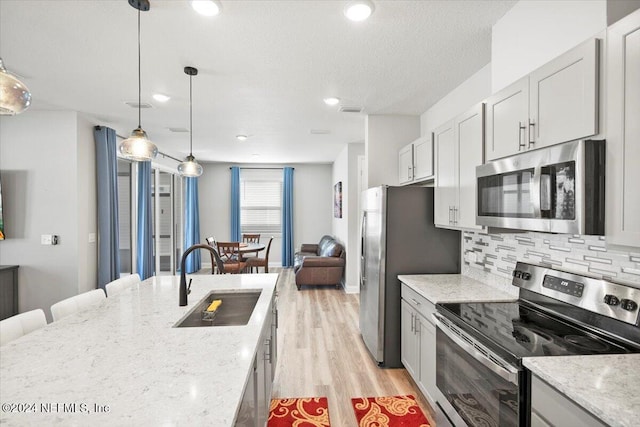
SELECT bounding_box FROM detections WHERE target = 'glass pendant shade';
[119,127,158,161]
[0,58,32,115]
[178,155,203,177]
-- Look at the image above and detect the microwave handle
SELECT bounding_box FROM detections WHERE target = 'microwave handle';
[433,313,519,385]
[531,166,542,219]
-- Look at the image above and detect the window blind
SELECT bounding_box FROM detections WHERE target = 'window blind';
[240,169,283,235]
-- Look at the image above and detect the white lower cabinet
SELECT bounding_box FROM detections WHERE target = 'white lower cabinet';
[530,375,606,427]
[236,294,277,427]
[400,283,441,407]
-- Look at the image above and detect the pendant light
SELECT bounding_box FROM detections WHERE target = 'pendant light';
[0,57,32,115]
[178,66,203,177]
[119,0,158,162]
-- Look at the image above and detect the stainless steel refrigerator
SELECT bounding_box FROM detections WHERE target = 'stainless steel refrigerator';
[359,186,460,368]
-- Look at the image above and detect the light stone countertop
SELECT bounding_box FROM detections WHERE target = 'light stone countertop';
[398,274,518,304]
[0,273,278,426]
[524,354,640,427]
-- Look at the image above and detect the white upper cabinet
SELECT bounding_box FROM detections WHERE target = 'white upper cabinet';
[413,137,434,181]
[456,103,484,230]
[529,38,599,150]
[485,77,529,161]
[606,9,640,248]
[434,104,485,230]
[398,136,434,185]
[398,143,414,184]
[434,120,457,228]
[485,38,600,162]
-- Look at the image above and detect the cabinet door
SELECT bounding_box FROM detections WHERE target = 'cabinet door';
[236,359,258,427]
[529,38,599,150]
[434,120,457,228]
[413,136,434,181]
[398,143,414,184]
[417,315,437,401]
[606,10,640,248]
[455,103,484,230]
[400,300,419,380]
[485,77,529,161]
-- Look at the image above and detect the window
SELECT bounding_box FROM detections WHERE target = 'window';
[240,169,282,235]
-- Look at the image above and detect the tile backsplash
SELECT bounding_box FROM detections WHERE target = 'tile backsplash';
[463,231,640,287]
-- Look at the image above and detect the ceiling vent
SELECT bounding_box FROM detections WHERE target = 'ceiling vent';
[338,105,363,113]
[125,101,153,109]
[169,127,189,133]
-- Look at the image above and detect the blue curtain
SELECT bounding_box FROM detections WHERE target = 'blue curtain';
[93,126,121,289]
[183,177,201,273]
[136,162,154,280]
[230,166,241,241]
[282,167,294,267]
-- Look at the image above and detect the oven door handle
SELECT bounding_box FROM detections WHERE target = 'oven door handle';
[433,313,519,385]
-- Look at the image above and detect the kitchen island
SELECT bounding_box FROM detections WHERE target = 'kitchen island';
[0,273,278,426]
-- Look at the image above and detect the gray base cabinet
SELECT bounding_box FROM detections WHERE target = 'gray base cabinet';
[236,293,278,427]
[530,375,606,427]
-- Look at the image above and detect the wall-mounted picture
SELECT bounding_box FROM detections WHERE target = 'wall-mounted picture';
[334,181,342,218]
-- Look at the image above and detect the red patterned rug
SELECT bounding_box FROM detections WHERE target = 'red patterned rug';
[351,395,430,427]
[268,397,331,427]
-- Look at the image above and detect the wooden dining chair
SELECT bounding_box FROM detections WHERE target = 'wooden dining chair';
[246,236,273,273]
[205,237,218,274]
[216,242,247,274]
[241,233,261,260]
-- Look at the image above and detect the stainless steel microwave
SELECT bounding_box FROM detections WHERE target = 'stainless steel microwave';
[476,140,605,235]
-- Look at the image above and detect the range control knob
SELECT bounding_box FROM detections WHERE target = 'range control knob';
[521,272,532,280]
[620,299,638,311]
[603,294,620,306]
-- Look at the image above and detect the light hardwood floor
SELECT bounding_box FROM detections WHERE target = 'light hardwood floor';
[270,268,436,426]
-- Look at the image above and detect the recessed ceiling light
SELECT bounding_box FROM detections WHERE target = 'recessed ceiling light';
[344,0,375,22]
[236,135,248,141]
[191,0,221,17]
[324,97,340,106]
[153,93,170,102]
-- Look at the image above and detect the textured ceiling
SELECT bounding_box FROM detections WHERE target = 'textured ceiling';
[0,0,516,164]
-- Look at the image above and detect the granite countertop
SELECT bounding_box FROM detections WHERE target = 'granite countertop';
[524,354,640,427]
[0,273,278,426]
[398,274,518,304]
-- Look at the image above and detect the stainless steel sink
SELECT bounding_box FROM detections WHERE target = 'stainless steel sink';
[174,290,261,327]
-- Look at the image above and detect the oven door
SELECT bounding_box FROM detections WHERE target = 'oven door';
[434,313,525,427]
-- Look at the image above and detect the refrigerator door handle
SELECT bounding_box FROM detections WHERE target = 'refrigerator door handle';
[360,211,367,289]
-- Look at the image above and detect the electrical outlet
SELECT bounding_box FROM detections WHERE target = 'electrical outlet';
[89,233,97,243]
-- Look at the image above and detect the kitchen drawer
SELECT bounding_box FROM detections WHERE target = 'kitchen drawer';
[401,284,435,323]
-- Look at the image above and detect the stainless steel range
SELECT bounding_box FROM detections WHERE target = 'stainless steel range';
[434,262,640,427]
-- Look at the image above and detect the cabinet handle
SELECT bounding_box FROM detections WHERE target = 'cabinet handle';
[408,165,412,180]
[265,338,272,362]
[414,318,420,334]
[411,298,421,306]
[410,312,415,332]
[448,206,453,224]
[528,120,535,148]
[518,121,526,151]
[453,207,458,225]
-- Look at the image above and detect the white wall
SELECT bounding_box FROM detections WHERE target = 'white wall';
[332,143,365,293]
[0,111,97,320]
[76,114,97,294]
[492,0,607,92]
[420,64,492,135]
[365,115,420,188]
[198,162,333,267]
